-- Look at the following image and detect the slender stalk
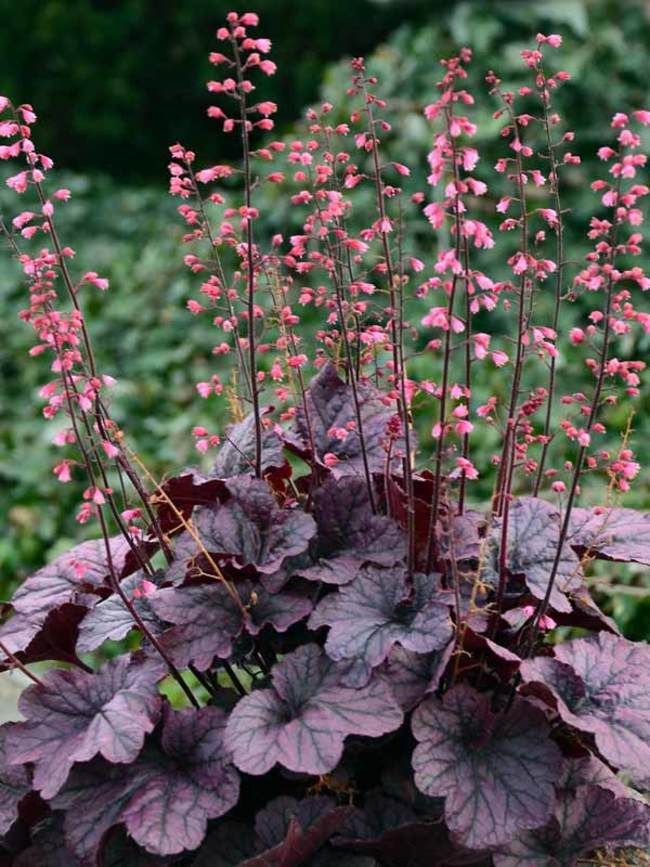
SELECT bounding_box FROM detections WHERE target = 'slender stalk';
[232,34,262,478]
[364,88,415,569]
[492,99,532,520]
[525,172,624,652]
[533,66,566,494]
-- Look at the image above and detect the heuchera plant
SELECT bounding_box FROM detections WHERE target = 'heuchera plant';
[1,11,650,866]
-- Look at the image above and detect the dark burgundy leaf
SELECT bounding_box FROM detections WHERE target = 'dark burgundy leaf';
[76,571,167,653]
[157,469,225,531]
[292,363,406,476]
[195,477,316,574]
[55,706,239,860]
[0,726,30,835]
[0,604,86,667]
[101,827,176,866]
[519,633,650,786]
[552,587,620,635]
[493,784,650,866]
[149,582,245,671]
[569,506,650,565]
[225,643,403,776]
[411,684,562,848]
[210,410,286,479]
[335,792,416,842]
[13,816,82,867]
[10,536,139,621]
[299,478,405,585]
[335,822,491,867]
[381,642,454,711]
[333,794,492,867]
[483,498,583,613]
[191,821,256,866]
[240,795,351,866]
[309,568,452,683]
[311,851,380,867]
[7,655,163,798]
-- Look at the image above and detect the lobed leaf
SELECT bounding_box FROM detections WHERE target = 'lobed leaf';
[309,567,453,684]
[210,409,286,479]
[149,582,244,671]
[483,498,583,613]
[11,536,140,621]
[0,724,30,835]
[411,684,562,848]
[493,784,650,866]
[569,506,650,566]
[225,643,403,776]
[195,476,316,574]
[76,570,167,653]
[55,706,239,860]
[7,655,164,798]
[292,363,407,476]
[520,633,650,786]
[298,478,406,585]
[381,642,455,711]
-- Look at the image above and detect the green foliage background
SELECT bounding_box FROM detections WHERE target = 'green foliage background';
[1,0,649,636]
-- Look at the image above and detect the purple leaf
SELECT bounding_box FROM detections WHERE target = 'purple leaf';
[519,633,650,787]
[149,582,245,671]
[11,536,139,621]
[210,409,286,479]
[241,795,351,866]
[55,706,239,860]
[381,642,454,711]
[493,784,650,866]
[411,684,562,848]
[309,568,452,683]
[333,794,492,866]
[195,477,316,574]
[76,571,167,653]
[484,498,583,613]
[7,655,163,798]
[299,478,406,585]
[118,706,240,856]
[0,725,30,835]
[225,644,403,776]
[245,584,313,636]
[192,799,354,867]
[165,530,201,584]
[558,755,645,802]
[292,363,406,476]
[569,506,650,566]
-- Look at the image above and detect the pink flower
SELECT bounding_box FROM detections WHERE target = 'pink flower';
[101,440,120,459]
[53,461,73,483]
[633,109,650,126]
[451,457,479,480]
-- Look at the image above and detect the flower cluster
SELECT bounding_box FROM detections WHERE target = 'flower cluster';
[0,14,649,866]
